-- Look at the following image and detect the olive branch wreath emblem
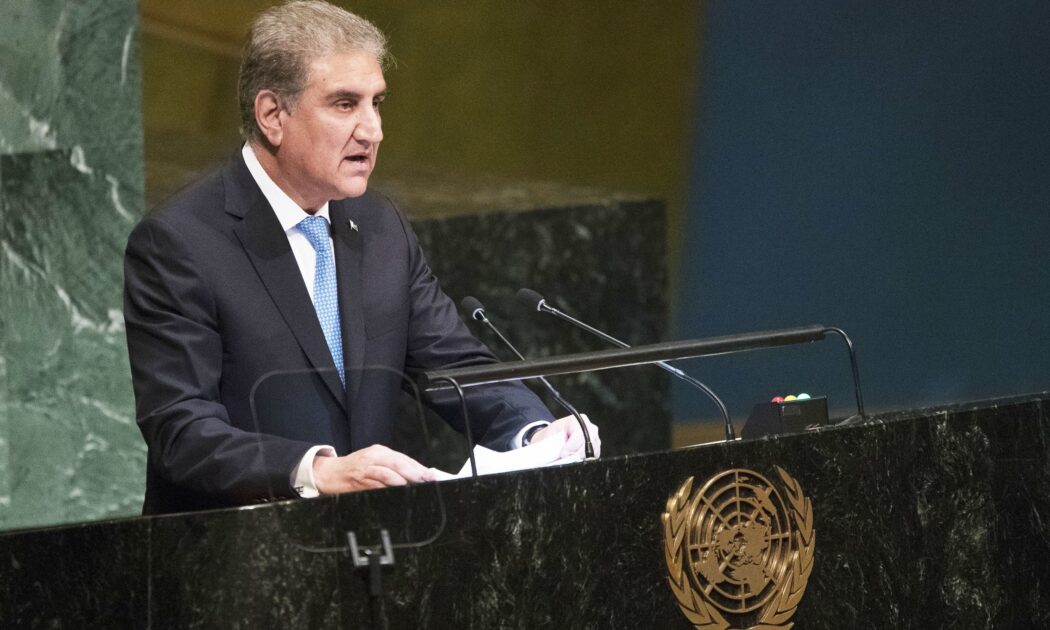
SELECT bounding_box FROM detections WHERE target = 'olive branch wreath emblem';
[661,467,815,630]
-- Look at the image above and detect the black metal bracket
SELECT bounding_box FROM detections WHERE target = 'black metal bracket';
[348,530,395,567]
[348,530,395,598]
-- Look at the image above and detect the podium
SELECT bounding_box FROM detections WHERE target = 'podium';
[1,390,1048,628]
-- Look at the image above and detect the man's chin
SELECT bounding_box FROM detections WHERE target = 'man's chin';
[337,178,371,199]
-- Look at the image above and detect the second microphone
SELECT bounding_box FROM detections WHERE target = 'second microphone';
[460,296,596,459]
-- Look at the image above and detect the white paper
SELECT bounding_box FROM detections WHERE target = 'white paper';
[430,432,583,481]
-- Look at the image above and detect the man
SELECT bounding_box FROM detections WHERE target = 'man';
[124,1,598,515]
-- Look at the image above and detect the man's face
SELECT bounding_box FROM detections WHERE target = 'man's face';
[271,50,385,209]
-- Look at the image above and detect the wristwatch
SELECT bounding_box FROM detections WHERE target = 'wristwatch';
[522,424,547,446]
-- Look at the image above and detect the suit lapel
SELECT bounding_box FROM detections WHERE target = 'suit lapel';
[224,157,347,409]
[330,200,367,410]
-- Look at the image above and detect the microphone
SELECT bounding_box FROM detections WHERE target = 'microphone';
[515,288,736,442]
[460,296,596,459]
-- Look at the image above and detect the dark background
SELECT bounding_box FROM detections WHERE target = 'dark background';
[675,0,1050,430]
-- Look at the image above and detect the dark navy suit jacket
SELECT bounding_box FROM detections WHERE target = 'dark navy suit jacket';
[123,154,552,514]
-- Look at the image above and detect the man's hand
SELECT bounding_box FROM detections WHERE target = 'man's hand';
[529,414,601,458]
[312,444,435,494]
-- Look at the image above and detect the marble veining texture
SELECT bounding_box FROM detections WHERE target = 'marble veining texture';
[0,0,144,531]
[0,1,140,157]
[0,393,1046,628]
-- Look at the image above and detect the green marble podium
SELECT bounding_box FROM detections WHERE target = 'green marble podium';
[1,392,1047,628]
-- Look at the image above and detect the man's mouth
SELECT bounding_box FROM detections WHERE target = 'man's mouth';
[346,153,369,164]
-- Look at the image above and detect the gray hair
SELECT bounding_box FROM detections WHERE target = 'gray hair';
[237,0,389,144]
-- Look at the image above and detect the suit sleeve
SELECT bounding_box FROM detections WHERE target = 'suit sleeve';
[123,216,312,504]
[389,204,556,450]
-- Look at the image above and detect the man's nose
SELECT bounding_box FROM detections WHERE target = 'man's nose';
[355,108,383,144]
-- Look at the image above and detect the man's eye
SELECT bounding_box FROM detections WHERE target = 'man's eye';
[336,101,355,110]
[373,96,386,109]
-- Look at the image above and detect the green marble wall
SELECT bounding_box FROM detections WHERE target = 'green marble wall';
[0,0,144,530]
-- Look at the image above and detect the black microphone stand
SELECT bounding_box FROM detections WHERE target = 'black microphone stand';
[462,297,596,459]
[517,288,737,442]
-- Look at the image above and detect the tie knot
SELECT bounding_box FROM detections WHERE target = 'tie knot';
[298,216,330,252]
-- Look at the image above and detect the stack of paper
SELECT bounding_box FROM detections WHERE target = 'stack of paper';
[431,432,583,481]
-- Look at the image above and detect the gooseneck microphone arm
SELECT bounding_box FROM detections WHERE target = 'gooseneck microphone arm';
[461,296,595,459]
[516,288,737,442]
[822,326,865,418]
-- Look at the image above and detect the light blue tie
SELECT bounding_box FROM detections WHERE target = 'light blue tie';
[298,216,345,387]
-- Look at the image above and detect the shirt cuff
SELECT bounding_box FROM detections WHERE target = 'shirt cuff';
[512,421,550,449]
[291,445,336,498]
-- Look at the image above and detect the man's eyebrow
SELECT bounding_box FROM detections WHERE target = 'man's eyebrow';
[327,89,389,101]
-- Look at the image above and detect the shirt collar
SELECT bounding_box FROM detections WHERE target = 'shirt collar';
[242,143,331,231]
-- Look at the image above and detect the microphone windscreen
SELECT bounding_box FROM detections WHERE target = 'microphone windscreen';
[460,296,485,320]
[515,288,546,312]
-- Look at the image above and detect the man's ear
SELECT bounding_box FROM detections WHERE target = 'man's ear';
[254,90,286,146]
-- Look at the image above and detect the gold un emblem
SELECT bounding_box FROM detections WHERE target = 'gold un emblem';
[662,467,815,630]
